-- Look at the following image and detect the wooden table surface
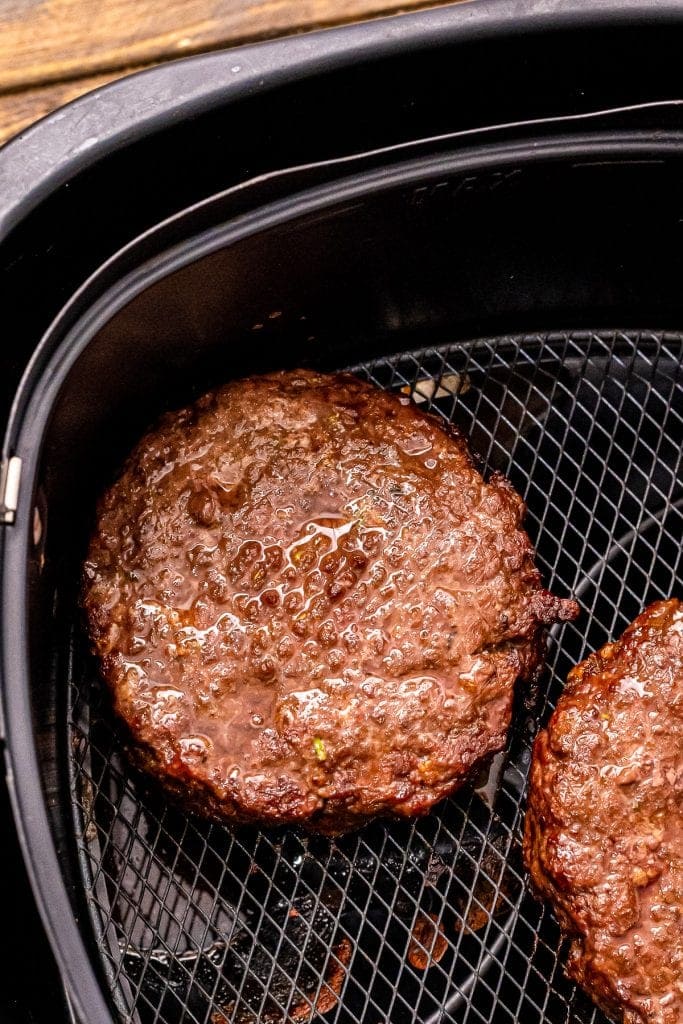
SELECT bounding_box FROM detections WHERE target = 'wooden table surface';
[0,0,460,148]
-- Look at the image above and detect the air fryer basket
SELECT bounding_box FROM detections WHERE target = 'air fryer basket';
[2,135,683,1024]
[67,328,683,1024]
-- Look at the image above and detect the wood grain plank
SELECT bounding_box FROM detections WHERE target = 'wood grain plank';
[0,0,457,94]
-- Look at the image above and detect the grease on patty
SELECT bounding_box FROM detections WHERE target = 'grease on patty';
[83,369,577,833]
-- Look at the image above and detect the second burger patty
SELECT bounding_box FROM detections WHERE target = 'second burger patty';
[525,599,683,1024]
[83,369,577,834]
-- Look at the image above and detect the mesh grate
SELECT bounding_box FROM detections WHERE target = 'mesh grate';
[68,329,683,1024]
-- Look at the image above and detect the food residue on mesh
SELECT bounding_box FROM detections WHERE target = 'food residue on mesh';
[289,938,352,1022]
[212,937,352,1024]
[79,776,98,844]
[456,902,491,933]
[452,858,517,935]
[401,372,471,404]
[408,913,448,970]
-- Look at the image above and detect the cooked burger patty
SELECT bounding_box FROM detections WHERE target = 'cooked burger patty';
[83,369,577,834]
[524,599,683,1024]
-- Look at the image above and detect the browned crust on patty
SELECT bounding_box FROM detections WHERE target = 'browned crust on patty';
[525,599,683,1024]
[83,369,577,834]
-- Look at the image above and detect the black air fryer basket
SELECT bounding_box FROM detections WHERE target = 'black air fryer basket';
[1,3,683,1024]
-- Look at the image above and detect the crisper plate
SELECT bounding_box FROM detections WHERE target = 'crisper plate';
[68,329,683,1024]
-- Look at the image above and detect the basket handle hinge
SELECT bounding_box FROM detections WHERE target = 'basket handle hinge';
[0,456,22,525]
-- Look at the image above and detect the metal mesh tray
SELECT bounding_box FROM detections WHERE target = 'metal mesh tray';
[68,329,683,1024]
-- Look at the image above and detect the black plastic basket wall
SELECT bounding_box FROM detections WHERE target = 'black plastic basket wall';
[68,329,683,1024]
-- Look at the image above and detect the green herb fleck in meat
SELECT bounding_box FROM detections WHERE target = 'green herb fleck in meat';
[313,738,327,762]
